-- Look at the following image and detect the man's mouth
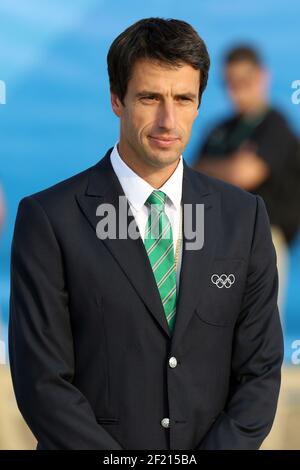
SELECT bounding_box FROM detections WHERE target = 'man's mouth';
[148,136,179,147]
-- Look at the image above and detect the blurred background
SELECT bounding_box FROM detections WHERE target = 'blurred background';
[0,0,299,449]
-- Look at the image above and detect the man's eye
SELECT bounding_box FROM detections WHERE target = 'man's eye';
[141,96,157,101]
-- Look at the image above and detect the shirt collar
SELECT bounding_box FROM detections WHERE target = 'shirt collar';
[110,141,183,212]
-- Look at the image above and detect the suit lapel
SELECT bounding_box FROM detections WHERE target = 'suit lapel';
[76,148,171,338]
[171,163,220,350]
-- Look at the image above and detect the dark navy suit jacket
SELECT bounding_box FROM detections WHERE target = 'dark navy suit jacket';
[9,148,284,449]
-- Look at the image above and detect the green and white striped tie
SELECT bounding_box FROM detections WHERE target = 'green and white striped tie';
[144,190,177,332]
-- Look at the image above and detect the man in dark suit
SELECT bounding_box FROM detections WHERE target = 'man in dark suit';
[9,18,283,450]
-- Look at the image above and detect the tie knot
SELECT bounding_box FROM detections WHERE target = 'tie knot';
[146,190,166,210]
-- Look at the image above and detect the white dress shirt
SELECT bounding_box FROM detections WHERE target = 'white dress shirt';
[110,141,183,291]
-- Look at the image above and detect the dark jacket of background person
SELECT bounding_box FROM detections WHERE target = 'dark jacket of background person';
[197,107,300,244]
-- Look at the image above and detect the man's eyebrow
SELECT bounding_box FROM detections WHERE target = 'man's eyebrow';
[135,90,158,98]
[135,90,197,100]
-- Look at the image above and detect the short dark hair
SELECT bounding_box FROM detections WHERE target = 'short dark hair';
[107,17,210,109]
[224,45,262,67]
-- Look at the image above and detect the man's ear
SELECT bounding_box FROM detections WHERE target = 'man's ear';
[110,90,123,117]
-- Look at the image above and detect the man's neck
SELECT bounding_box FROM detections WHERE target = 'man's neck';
[117,143,181,189]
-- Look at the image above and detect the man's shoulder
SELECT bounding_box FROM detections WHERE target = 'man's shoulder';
[19,148,113,212]
[18,165,94,217]
[187,167,266,249]
[34,166,93,199]
[264,107,288,126]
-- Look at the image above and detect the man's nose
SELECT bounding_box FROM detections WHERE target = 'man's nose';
[157,101,176,130]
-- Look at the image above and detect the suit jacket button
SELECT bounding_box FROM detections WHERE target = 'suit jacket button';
[161,418,170,428]
[169,356,177,368]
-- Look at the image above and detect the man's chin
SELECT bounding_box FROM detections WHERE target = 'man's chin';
[145,151,181,169]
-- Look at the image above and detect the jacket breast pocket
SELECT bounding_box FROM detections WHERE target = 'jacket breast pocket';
[195,258,247,327]
[96,417,120,425]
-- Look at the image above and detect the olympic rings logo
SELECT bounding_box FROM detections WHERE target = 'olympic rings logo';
[211,273,235,289]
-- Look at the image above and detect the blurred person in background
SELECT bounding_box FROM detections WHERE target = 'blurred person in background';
[194,45,300,319]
